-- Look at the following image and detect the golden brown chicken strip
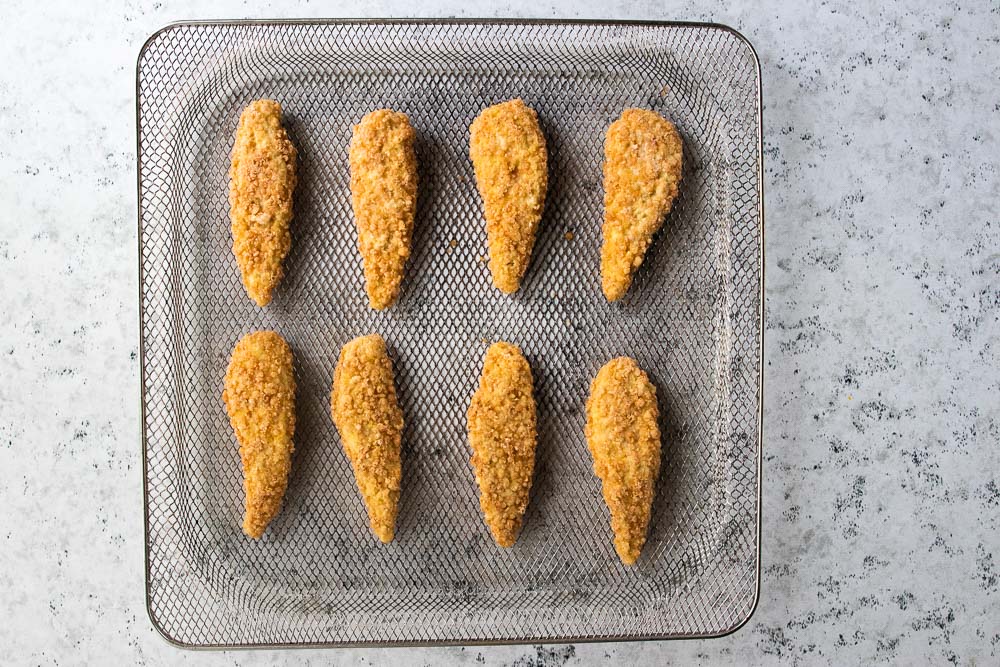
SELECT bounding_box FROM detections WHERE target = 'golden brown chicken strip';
[601,108,683,302]
[585,357,661,565]
[229,99,298,307]
[469,99,548,293]
[331,334,404,543]
[348,110,418,309]
[222,331,296,539]
[466,342,537,547]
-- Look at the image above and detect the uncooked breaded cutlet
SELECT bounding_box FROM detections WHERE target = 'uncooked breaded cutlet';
[331,334,404,543]
[349,110,418,310]
[469,99,548,293]
[229,99,298,307]
[467,342,537,547]
[222,330,296,539]
[601,108,683,302]
[585,357,661,565]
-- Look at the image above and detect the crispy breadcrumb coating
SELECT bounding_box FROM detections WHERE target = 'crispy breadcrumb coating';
[601,108,683,302]
[585,357,661,565]
[349,110,418,310]
[229,99,298,307]
[331,334,404,543]
[222,331,296,539]
[469,99,548,293]
[466,342,537,547]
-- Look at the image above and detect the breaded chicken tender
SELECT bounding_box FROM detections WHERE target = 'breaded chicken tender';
[229,99,298,307]
[331,334,404,543]
[585,357,661,565]
[466,342,537,547]
[222,331,296,539]
[348,110,418,310]
[469,99,548,293]
[601,108,683,302]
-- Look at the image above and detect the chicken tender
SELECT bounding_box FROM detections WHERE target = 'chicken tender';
[349,110,418,309]
[229,99,298,307]
[331,334,404,543]
[467,342,537,547]
[585,357,661,565]
[222,331,296,539]
[601,108,683,302]
[469,99,548,293]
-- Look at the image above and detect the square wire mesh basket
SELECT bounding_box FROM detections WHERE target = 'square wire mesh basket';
[137,19,763,647]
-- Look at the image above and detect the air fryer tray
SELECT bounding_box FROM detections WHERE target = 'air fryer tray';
[137,19,763,647]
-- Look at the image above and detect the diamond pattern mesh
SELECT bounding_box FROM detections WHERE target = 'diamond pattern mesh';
[138,20,762,646]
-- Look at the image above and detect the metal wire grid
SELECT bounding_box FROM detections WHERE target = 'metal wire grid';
[137,20,762,647]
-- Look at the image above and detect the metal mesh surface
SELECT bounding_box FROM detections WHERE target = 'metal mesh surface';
[138,20,762,647]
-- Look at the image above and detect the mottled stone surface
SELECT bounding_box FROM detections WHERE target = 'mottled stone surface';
[1,0,997,664]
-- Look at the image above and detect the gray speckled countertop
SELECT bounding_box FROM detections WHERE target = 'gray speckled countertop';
[1,0,997,664]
